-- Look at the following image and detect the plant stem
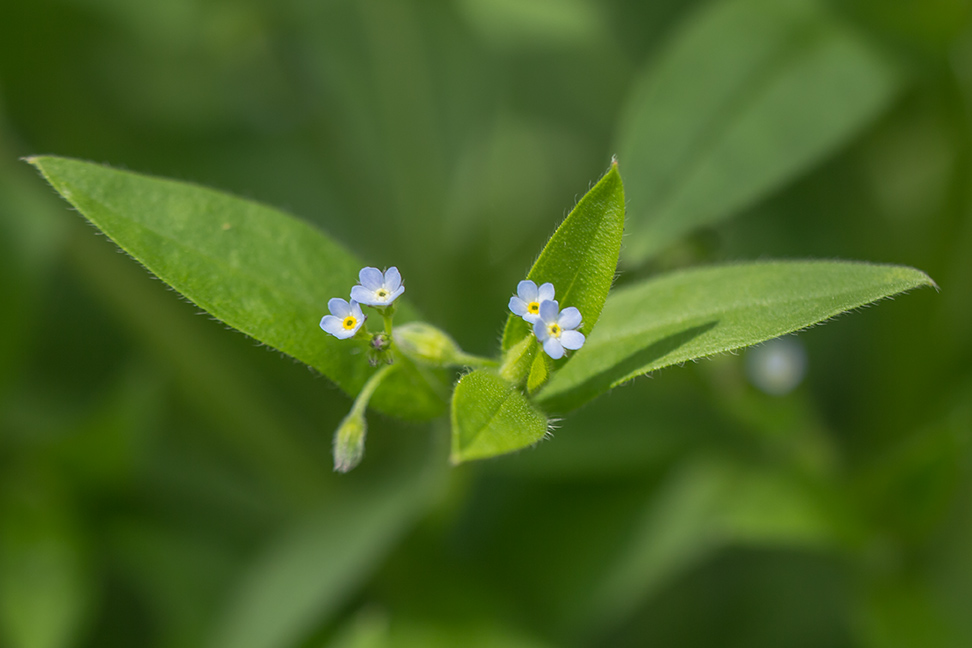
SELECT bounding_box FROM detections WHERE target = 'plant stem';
[454,353,500,369]
[382,310,395,339]
[352,363,396,416]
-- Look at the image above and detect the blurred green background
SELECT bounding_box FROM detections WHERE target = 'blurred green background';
[1,0,971,646]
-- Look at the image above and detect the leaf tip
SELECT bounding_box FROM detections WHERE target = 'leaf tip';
[21,155,45,170]
[891,264,938,292]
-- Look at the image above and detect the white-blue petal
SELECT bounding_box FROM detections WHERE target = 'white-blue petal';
[510,296,528,317]
[351,285,378,305]
[559,330,585,350]
[537,282,555,303]
[558,306,582,331]
[321,315,353,339]
[539,300,560,324]
[389,285,405,302]
[349,300,365,321]
[384,266,402,291]
[359,267,384,290]
[516,280,538,302]
[533,318,549,341]
[543,337,564,359]
[328,297,351,317]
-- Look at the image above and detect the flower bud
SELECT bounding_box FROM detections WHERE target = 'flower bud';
[333,411,367,473]
[394,322,466,367]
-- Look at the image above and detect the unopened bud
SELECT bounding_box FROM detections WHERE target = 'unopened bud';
[395,322,466,367]
[333,411,367,473]
[371,333,391,352]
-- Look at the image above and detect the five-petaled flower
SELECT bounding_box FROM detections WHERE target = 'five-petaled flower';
[351,267,405,307]
[509,280,555,324]
[534,300,585,360]
[320,298,365,339]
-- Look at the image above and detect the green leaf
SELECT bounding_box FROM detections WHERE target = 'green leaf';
[617,0,902,263]
[500,162,624,350]
[450,369,548,464]
[538,261,934,411]
[27,156,445,420]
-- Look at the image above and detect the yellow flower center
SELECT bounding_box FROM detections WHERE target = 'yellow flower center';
[342,316,358,330]
[376,288,389,300]
[547,323,562,338]
[527,301,540,315]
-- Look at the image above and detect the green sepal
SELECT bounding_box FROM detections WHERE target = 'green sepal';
[499,335,536,387]
[527,351,551,395]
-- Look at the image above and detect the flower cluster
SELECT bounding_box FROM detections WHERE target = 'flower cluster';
[320,266,404,340]
[509,280,585,359]
[319,267,406,472]
[317,268,588,473]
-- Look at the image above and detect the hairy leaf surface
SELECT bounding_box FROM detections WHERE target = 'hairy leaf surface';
[538,261,934,411]
[501,162,624,350]
[29,156,445,419]
[451,369,548,463]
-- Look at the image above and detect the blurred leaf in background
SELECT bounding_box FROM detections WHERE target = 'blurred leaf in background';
[2,0,971,648]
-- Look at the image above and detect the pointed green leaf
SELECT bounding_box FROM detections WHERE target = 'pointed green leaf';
[451,369,548,463]
[617,0,902,263]
[537,261,934,411]
[501,162,624,350]
[27,156,445,420]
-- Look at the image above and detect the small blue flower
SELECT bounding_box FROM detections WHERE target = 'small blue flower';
[509,280,555,324]
[534,300,585,360]
[320,298,365,339]
[351,267,405,307]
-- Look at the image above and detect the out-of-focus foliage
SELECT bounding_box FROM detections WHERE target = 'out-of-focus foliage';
[616,0,903,263]
[1,1,970,648]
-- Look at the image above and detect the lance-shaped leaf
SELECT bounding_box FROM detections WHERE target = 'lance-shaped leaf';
[537,261,935,411]
[501,161,624,350]
[617,0,902,263]
[28,156,445,420]
[451,369,548,464]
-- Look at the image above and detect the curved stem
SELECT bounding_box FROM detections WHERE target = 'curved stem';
[351,363,396,416]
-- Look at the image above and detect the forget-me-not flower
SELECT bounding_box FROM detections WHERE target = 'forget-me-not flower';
[320,298,365,339]
[534,300,585,359]
[351,267,405,307]
[509,280,555,324]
